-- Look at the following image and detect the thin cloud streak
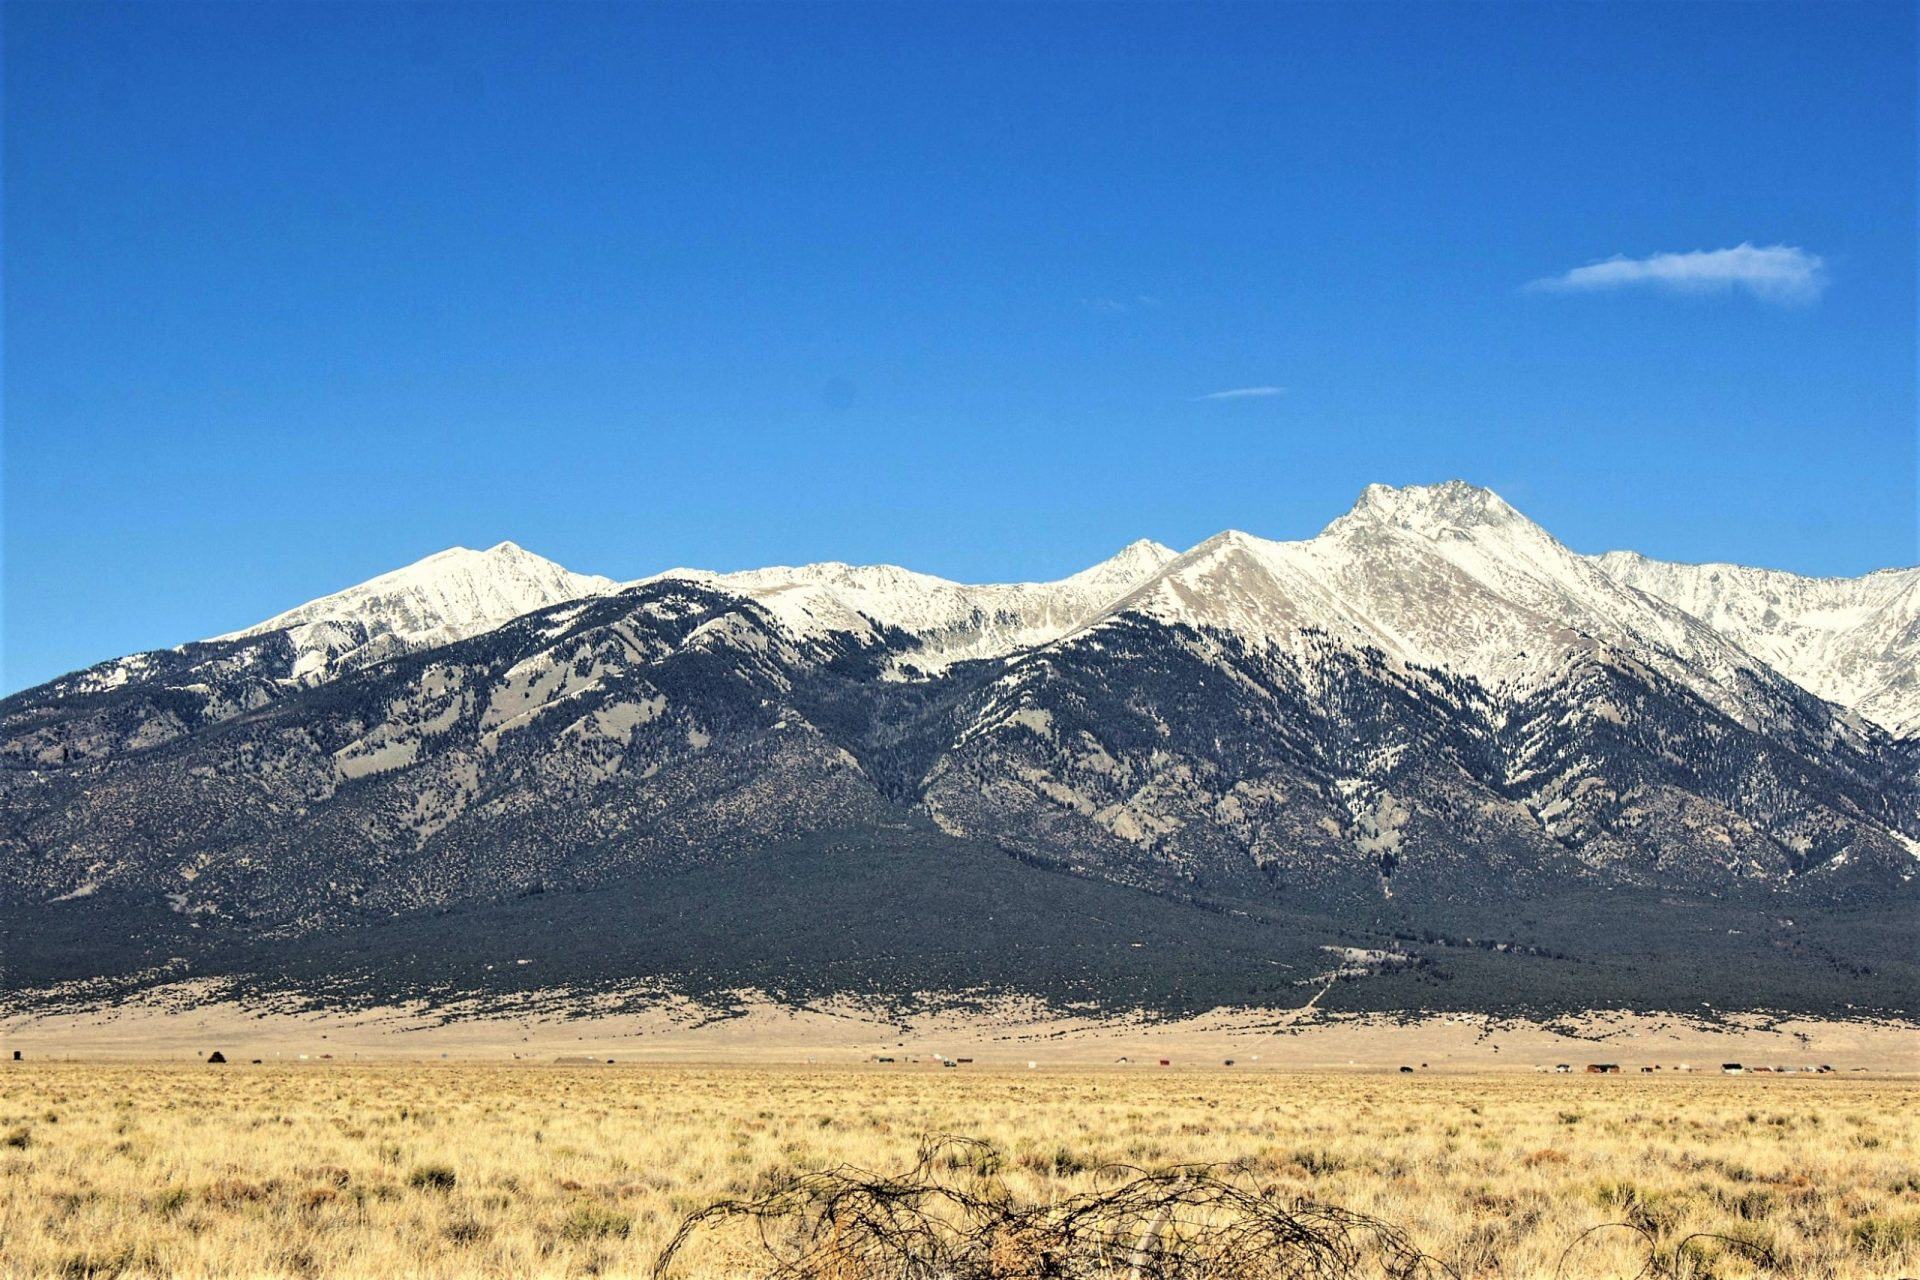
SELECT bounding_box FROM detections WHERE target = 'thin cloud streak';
[1083,294,1164,315]
[1528,243,1827,304]
[1194,385,1287,401]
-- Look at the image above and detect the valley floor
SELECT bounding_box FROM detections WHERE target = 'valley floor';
[4,991,1917,1073]
[0,1056,1915,1279]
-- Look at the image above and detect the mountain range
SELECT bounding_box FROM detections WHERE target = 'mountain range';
[3,481,1914,1019]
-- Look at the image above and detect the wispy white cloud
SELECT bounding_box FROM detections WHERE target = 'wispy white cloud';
[1194,385,1286,401]
[1083,294,1164,315]
[1528,242,1827,304]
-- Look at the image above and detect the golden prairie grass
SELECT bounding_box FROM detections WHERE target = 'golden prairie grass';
[0,1062,1913,1278]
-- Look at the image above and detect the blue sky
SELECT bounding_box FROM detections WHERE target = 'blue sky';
[5,1,1915,691]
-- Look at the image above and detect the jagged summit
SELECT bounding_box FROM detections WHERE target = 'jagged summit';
[1087,493,1795,733]
[1323,480,1529,540]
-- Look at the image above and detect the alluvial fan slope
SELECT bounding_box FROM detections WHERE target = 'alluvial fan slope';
[3,482,1914,1017]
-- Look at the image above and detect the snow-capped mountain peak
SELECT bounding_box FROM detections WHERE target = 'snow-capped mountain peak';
[1061,537,1180,587]
[217,540,617,682]
[1081,483,1819,734]
[1329,479,1527,538]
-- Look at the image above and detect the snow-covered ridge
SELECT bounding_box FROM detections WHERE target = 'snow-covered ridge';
[645,538,1179,672]
[1593,550,1920,736]
[162,483,1915,734]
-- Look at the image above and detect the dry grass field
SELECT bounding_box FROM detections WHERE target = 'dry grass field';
[0,1062,1915,1279]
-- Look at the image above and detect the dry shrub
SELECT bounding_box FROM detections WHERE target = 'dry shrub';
[1553,1221,1778,1280]
[202,1177,270,1207]
[564,1201,635,1241]
[146,1185,192,1217]
[408,1163,458,1191]
[298,1163,352,1188]
[1849,1213,1920,1256]
[652,1135,1455,1279]
[55,1244,138,1280]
